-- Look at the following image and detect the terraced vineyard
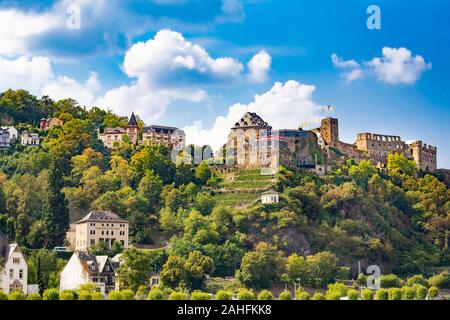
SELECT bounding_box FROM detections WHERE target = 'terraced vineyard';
[213,169,277,208]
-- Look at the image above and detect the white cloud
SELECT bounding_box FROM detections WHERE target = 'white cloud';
[0,9,61,55]
[248,50,272,83]
[96,83,207,123]
[366,47,432,84]
[123,29,244,86]
[42,72,102,107]
[0,56,54,93]
[184,80,323,150]
[332,47,431,84]
[331,53,363,82]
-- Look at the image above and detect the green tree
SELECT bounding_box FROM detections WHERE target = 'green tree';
[138,170,163,210]
[306,251,339,288]
[237,242,285,289]
[43,158,69,248]
[286,253,308,285]
[195,161,211,186]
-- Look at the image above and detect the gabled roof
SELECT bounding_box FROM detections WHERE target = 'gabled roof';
[1,243,23,264]
[75,211,129,224]
[128,112,138,126]
[76,252,115,274]
[260,190,279,195]
[103,127,126,134]
[232,112,272,130]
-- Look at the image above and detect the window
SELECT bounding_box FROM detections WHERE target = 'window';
[90,239,95,246]
[13,258,20,264]
[19,270,23,279]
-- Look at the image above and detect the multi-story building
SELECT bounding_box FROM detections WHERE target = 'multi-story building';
[1,242,28,294]
[21,131,40,146]
[226,112,323,171]
[142,125,185,151]
[0,127,11,148]
[73,211,129,252]
[40,117,63,130]
[98,113,138,148]
[60,252,119,296]
[1,126,18,141]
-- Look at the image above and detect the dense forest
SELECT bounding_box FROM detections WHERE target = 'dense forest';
[1,88,450,297]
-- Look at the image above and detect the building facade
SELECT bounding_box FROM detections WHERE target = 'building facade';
[98,113,139,148]
[73,211,129,252]
[1,243,28,294]
[312,117,437,171]
[142,125,185,151]
[21,132,40,146]
[40,118,63,130]
[261,191,280,204]
[0,128,11,148]
[60,252,119,296]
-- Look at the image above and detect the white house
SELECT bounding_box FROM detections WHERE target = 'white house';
[21,132,40,146]
[1,126,18,141]
[261,190,280,204]
[1,242,28,294]
[60,252,119,296]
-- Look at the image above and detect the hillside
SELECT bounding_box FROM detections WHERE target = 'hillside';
[0,89,449,294]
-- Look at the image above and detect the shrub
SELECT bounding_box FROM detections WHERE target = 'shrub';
[78,291,92,300]
[0,290,7,300]
[60,291,75,300]
[325,291,341,300]
[327,283,348,298]
[347,289,358,300]
[108,291,122,300]
[279,290,292,300]
[428,286,438,299]
[120,290,135,300]
[43,288,60,300]
[148,288,165,300]
[296,290,310,300]
[388,288,402,300]
[311,292,325,300]
[191,291,211,300]
[413,284,428,300]
[27,293,42,300]
[135,285,147,300]
[8,291,26,300]
[375,289,388,300]
[401,286,415,300]
[380,274,399,288]
[406,275,429,288]
[92,292,104,300]
[257,290,274,300]
[216,290,233,300]
[168,291,189,300]
[428,270,450,289]
[237,289,255,300]
[361,289,374,300]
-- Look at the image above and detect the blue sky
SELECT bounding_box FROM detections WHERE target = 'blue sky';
[0,0,449,167]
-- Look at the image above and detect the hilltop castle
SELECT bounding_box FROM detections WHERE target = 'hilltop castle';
[227,113,437,172]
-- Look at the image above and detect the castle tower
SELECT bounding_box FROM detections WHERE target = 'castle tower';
[320,117,339,147]
[408,140,437,171]
[126,113,139,144]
